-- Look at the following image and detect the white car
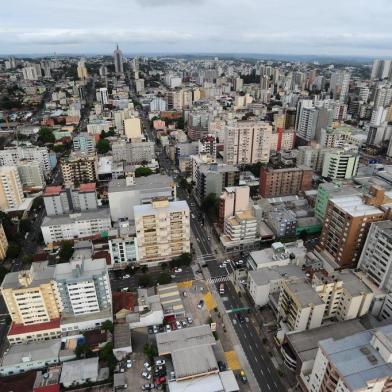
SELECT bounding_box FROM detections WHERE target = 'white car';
[219,264,226,268]
[156,359,166,366]
[126,362,132,368]
[176,321,182,329]
[144,362,152,371]
[166,324,171,332]
[142,371,151,379]
[187,316,193,324]
[121,287,129,292]
[174,268,183,273]
[153,325,158,334]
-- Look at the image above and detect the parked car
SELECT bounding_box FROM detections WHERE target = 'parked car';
[166,324,171,332]
[197,300,204,309]
[147,326,154,334]
[175,320,182,329]
[155,376,166,385]
[122,274,130,279]
[181,320,187,328]
[174,268,182,273]
[153,325,158,334]
[187,316,193,324]
[144,362,152,371]
[141,371,151,379]
[156,359,166,366]
[142,383,155,390]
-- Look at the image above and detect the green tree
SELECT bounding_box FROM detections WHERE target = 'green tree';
[169,253,192,268]
[21,255,33,266]
[38,127,55,144]
[201,193,218,217]
[74,343,91,359]
[135,167,153,177]
[160,262,168,270]
[19,219,32,234]
[53,144,65,153]
[143,343,158,362]
[157,273,172,285]
[99,342,117,372]
[96,139,111,154]
[141,265,148,274]
[0,266,8,285]
[138,274,152,287]
[58,240,74,262]
[7,242,20,259]
[32,196,43,210]
[101,320,114,334]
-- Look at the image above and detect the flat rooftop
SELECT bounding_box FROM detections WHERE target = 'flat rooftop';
[321,324,392,390]
[285,279,324,307]
[330,195,384,217]
[134,200,188,216]
[41,208,110,227]
[286,319,365,364]
[249,264,304,286]
[108,174,173,193]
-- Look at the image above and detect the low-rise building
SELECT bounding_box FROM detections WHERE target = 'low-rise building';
[266,208,297,238]
[0,339,61,376]
[41,208,111,244]
[108,174,175,222]
[60,357,99,388]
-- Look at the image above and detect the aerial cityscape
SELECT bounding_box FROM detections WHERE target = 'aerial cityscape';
[0,1,392,392]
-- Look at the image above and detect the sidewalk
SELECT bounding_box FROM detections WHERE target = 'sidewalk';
[192,229,261,392]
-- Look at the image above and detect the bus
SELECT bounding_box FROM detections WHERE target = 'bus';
[219,283,225,295]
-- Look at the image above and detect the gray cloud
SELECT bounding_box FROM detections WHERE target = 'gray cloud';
[0,0,391,56]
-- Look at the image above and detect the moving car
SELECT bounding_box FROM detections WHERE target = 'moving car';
[240,370,248,384]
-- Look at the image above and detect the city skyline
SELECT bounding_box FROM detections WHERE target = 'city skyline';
[1,0,392,56]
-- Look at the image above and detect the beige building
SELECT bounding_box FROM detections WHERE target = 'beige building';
[0,262,60,326]
[223,120,272,165]
[218,186,250,228]
[134,199,190,265]
[0,166,25,210]
[77,58,88,80]
[0,223,8,260]
[124,117,142,141]
[61,152,97,186]
[278,279,326,332]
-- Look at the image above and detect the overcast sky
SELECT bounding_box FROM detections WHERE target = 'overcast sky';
[1,0,392,57]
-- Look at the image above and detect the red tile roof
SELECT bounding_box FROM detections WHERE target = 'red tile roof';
[112,292,137,314]
[8,319,61,336]
[78,183,96,192]
[43,186,63,196]
[34,385,60,392]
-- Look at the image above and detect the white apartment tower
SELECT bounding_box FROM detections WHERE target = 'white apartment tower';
[224,120,272,165]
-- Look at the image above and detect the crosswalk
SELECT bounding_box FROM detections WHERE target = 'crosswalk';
[207,276,231,284]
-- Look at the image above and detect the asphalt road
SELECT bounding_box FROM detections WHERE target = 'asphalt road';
[222,281,284,392]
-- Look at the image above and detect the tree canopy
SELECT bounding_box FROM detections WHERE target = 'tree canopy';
[58,240,74,263]
[135,167,153,177]
[38,127,55,144]
[96,139,111,154]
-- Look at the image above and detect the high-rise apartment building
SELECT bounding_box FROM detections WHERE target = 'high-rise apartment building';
[77,58,88,80]
[321,150,359,180]
[54,257,111,317]
[371,59,392,80]
[317,188,386,268]
[73,133,96,154]
[134,199,190,265]
[259,165,313,198]
[60,152,97,186]
[0,146,54,177]
[0,166,25,210]
[223,120,272,165]
[358,220,392,292]
[0,223,8,261]
[16,160,45,188]
[97,87,109,105]
[113,44,124,74]
[1,262,60,326]
[307,324,392,392]
[218,186,250,228]
[295,100,318,142]
[330,70,351,102]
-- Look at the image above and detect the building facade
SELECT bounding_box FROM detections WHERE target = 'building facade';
[0,166,25,210]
